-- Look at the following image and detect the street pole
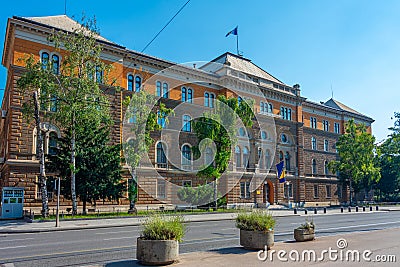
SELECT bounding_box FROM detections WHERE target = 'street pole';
[56,177,60,227]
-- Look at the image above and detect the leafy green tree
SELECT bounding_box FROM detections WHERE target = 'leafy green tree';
[17,18,112,215]
[123,90,173,207]
[329,119,381,204]
[185,96,253,208]
[48,122,125,214]
[377,113,400,201]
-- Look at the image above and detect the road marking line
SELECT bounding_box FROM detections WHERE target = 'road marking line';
[95,230,138,235]
[0,245,27,250]
[0,238,34,242]
[103,236,135,241]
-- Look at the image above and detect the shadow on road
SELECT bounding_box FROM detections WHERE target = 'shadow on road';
[209,246,254,255]
[105,259,142,267]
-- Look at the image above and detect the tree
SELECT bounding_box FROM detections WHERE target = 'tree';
[377,112,400,201]
[329,119,381,204]
[48,122,125,214]
[185,96,253,208]
[123,90,173,207]
[17,17,112,215]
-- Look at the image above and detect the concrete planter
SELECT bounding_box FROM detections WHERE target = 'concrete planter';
[294,228,315,242]
[239,229,274,250]
[136,238,179,265]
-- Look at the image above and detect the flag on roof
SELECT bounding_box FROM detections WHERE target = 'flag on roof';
[225,26,238,37]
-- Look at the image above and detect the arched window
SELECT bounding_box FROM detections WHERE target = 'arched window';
[312,159,317,175]
[156,142,167,168]
[163,82,169,98]
[243,147,249,169]
[182,115,191,132]
[182,145,192,170]
[235,146,241,167]
[181,87,187,102]
[279,151,284,162]
[187,88,193,103]
[311,137,317,150]
[128,74,134,91]
[324,161,329,175]
[258,148,263,169]
[156,81,161,96]
[157,111,166,128]
[281,133,288,143]
[260,131,267,139]
[41,52,49,70]
[48,132,58,155]
[210,93,215,108]
[205,147,214,166]
[52,54,60,74]
[204,92,209,107]
[268,103,273,113]
[95,66,103,84]
[285,152,290,171]
[265,149,271,169]
[135,76,142,92]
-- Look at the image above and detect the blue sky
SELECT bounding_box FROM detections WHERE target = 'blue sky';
[1,0,399,141]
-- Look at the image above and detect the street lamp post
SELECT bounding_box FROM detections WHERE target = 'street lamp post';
[286,181,290,209]
[56,177,60,227]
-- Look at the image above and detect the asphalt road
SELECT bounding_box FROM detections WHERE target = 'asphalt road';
[1,211,400,267]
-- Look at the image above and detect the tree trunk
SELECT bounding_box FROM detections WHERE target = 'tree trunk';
[214,178,218,210]
[33,91,49,218]
[71,112,77,215]
[82,195,87,215]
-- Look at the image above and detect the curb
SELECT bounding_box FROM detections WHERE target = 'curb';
[0,212,300,234]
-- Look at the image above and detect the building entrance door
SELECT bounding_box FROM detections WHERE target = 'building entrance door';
[1,187,24,219]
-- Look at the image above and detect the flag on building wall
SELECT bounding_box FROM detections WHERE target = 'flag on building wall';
[225,26,238,37]
[276,161,286,183]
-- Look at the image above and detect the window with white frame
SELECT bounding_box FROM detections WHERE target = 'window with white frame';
[284,183,293,198]
[243,147,249,168]
[240,181,251,198]
[285,152,290,171]
[156,81,162,96]
[182,115,192,132]
[128,74,134,91]
[235,145,241,167]
[52,54,60,75]
[324,139,329,152]
[156,142,167,168]
[157,179,166,199]
[334,122,340,134]
[326,185,332,198]
[135,76,142,92]
[181,145,192,170]
[310,117,317,128]
[323,120,329,131]
[162,82,169,98]
[157,111,166,128]
[265,149,271,169]
[41,51,49,70]
[181,87,193,103]
[311,137,317,150]
[280,107,292,120]
[312,159,317,174]
[257,148,263,169]
[314,184,319,198]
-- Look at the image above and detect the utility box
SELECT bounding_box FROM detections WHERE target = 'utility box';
[0,187,24,219]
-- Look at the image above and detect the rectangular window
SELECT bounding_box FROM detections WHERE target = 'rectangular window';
[338,185,342,198]
[157,179,166,199]
[326,185,332,198]
[334,122,340,134]
[240,181,251,199]
[324,140,329,152]
[323,120,329,131]
[280,107,292,120]
[310,117,317,129]
[314,185,319,198]
[284,183,293,198]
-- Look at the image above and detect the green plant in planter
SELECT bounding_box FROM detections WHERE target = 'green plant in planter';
[140,215,186,242]
[236,211,276,232]
[297,219,315,231]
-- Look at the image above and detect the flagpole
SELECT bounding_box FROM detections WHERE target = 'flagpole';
[236,26,239,55]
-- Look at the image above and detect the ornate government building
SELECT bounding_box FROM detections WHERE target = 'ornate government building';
[0,15,374,210]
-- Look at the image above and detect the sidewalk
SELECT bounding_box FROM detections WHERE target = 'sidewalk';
[0,206,398,233]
